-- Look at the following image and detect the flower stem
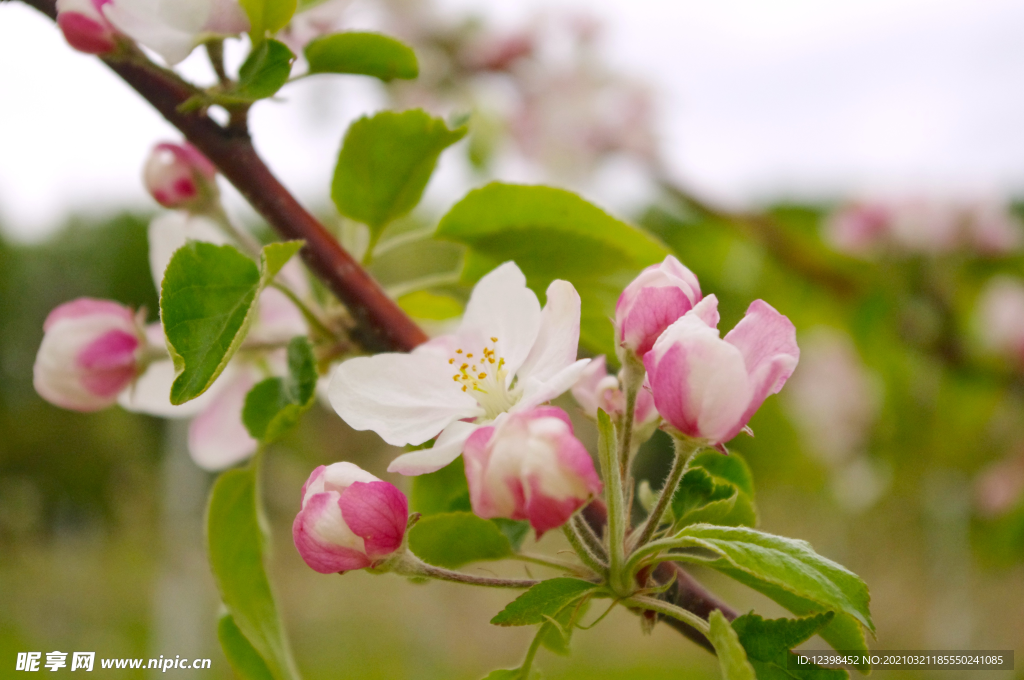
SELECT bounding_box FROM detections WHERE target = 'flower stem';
[370,226,437,259]
[518,623,548,678]
[617,357,644,477]
[392,553,539,588]
[623,594,711,636]
[385,271,462,299]
[573,513,608,562]
[597,409,630,596]
[269,282,338,342]
[562,522,607,577]
[512,552,593,577]
[631,436,702,553]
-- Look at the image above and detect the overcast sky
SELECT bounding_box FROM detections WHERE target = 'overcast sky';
[3,0,1024,240]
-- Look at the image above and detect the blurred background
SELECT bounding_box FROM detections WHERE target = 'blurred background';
[2,0,1024,678]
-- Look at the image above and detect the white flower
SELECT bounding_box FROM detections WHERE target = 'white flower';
[328,262,590,476]
[103,0,250,65]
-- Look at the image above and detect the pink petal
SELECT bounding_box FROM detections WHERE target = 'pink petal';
[339,481,409,559]
[292,494,372,574]
[187,370,258,471]
[77,329,139,397]
[44,298,134,331]
[724,299,800,432]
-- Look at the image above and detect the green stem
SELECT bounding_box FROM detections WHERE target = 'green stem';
[269,282,337,342]
[623,594,711,636]
[572,514,607,562]
[385,271,462,299]
[518,624,547,678]
[597,410,629,596]
[370,226,436,259]
[617,357,644,476]
[512,553,592,577]
[623,538,709,578]
[208,203,264,258]
[562,522,607,577]
[392,553,539,589]
[631,437,702,552]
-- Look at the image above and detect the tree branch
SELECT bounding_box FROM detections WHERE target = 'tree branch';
[19,0,427,353]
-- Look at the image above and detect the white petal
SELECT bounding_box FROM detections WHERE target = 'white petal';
[148,212,228,292]
[328,348,480,446]
[103,0,201,65]
[517,279,582,384]
[118,358,219,418]
[459,262,541,380]
[518,359,591,411]
[386,421,479,475]
[188,369,258,470]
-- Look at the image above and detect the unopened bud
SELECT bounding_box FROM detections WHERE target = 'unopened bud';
[143,142,219,212]
[33,298,145,412]
[56,0,118,55]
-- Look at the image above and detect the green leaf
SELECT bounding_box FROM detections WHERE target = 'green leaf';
[161,240,302,405]
[731,612,848,680]
[436,183,670,357]
[235,39,295,100]
[410,457,471,515]
[398,290,464,320]
[491,518,530,552]
[241,0,297,42]
[693,450,756,499]
[241,337,317,443]
[670,526,874,633]
[708,609,756,680]
[490,578,599,627]
[539,598,591,656]
[332,109,466,237]
[218,612,276,680]
[305,32,418,81]
[671,467,756,529]
[408,512,513,568]
[207,466,299,680]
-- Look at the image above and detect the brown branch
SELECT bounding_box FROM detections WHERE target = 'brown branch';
[657,175,861,299]
[20,0,427,353]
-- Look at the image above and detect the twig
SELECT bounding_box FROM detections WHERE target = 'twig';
[19,0,427,354]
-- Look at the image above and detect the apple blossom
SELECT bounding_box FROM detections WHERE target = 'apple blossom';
[143,142,219,211]
[329,262,590,476]
[33,298,146,412]
[102,0,250,66]
[571,355,656,427]
[644,295,799,446]
[615,255,702,359]
[463,406,601,537]
[293,462,409,574]
[56,0,118,54]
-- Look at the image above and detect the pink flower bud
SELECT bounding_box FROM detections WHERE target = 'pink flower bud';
[292,463,409,574]
[463,407,602,537]
[571,355,657,426]
[615,255,702,358]
[56,0,117,55]
[143,142,218,211]
[33,298,145,412]
[644,295,799,445]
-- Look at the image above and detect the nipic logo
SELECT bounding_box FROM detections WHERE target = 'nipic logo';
[16,652,94,672]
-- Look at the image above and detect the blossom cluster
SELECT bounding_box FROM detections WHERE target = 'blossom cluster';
[296,255,799,574]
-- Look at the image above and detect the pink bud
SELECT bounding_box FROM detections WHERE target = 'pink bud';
[571,355,657,426]
[463,407,602,537]
[292,463,409,574]
[33,298,144,412]
[56,0,117,55]
[143,142,218,211]
[644,295,799,445]
[615,255,702,358]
